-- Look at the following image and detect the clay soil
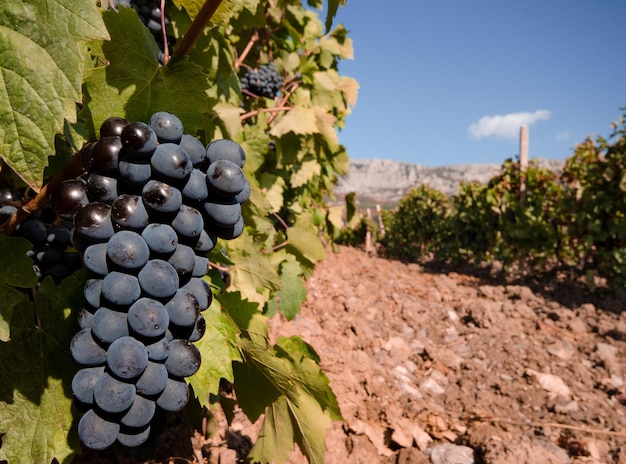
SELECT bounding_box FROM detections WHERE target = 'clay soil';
[76,245,626,464]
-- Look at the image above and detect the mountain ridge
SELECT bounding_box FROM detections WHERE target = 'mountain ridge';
[333,157,565,206]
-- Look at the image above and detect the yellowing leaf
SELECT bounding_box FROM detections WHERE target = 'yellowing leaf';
[269,106,318,137]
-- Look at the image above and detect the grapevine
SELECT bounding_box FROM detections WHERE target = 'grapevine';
[0,0,354,463]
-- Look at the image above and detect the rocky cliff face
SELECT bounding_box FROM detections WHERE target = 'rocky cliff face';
[333,157,564,206]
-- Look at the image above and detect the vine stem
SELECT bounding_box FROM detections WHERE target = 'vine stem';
[160,0,170,65]
[240,105,292,121]
[2,147,86,237]
[172,0,224,58]
[234,31,259,70]
[209,261,230,272]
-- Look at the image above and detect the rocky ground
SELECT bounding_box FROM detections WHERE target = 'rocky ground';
[76,245,626,464]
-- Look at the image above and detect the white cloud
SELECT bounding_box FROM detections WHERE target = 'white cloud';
[556,131,570,141]
[468,110,551,139]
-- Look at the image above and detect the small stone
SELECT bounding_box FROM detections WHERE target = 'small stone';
[428,443,474,464]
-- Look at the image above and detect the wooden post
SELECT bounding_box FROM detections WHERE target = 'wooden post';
[519,125,529,200]
[376,204,385,236]
[365,208,373,252]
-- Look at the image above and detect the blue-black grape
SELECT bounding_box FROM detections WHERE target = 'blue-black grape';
[192,255,209,277]
[156,376,189,412]
[203,197,241,228]
[106,230,150,271]
[164,338,200,378]
[106,336,148,380]
[215,215,245,240]
[74,203,115,242]
[78,305,97,330]
[78,408,120,451]
[179,134,206,166]
[145,336,170,362]
[150,143,192,186]
[111,194,150,231]
[206,159,246,197]
[171,205,204,244]
[141,223,178,255]
[100,116,128,138]
[135,361,167,397]
[181,168,209,203]
[194,228,217,254]
[101,271,141,307]
[205,139,246,167]
[50,179,89,220]
[86,173,119,204]
[83,242,109,276]
[138,259,179,299]
[91,306,129,345]
[120,122,158,157]
[117,424,151,448]
[93,371,136,413]
[70,329,107,366]
[72,366,105,405]
[83,136,122,175]
[127,297,169,339]
[164,288,200,328]
[120,394,155,429]
[149,111,184,143]
[181,277,212,311]
[142,180,182,219]
[240,63,283,99]
[167,244,196,282]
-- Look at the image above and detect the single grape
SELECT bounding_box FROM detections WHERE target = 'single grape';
[78,305,96,330]
[135,361,167,397]
[171,205,204,244]
[17,219,47,245]
[181,168,209,203]
[179,134,206,166]
[71,366,105,405]
[192,255,209,277]
[156,376,189,412]
[111,194,150,231]
[194,228,217,253]
[93,371,136,413]
[106,230,150,271]
[150,143,192,186]
[206,159,246,197]
[86,173,119,204]
[117,424,151,448]
[215,215,245,240]
[120,394,156,429]
[70,329,107,366]
[181,277,212,311]
[101,271,141,307]
[118,157,152,189]
[74,202,115,242]
[205,139,246,167]
[149,111,184,143]
[203,197,241,228]
[145,336,170,362]
[100,116,128,138]
[77,408,120,451]
[50,179,88,220]
[83,136,122,175]
[167,244,196,282]
[127,297,169,339]
[45,226,72,249]
[137,259,179,299]
[121,122,158,157]
[188,314,206,342]
[106,336,149,380]
[142,180,183,219]
[164,288,200,328]
[84,279,102,308]
[164,339,201,378]
[91,306,129,345]
[83,242,109,276]
[141,223,178,255]
[235,179,250,204]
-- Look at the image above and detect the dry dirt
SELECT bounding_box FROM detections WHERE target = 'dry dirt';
[76,245,626,464]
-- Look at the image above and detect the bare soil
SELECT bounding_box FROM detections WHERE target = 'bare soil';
[76,245,626,464]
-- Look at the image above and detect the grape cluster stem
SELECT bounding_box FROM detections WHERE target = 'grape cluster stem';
[173,0,224,58]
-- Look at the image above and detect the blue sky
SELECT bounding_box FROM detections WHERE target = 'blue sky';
[331,1,626,166]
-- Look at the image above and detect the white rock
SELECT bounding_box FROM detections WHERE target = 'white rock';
[526,369,572,399]
[428,443,474,464]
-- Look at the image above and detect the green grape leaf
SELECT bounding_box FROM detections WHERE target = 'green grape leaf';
[0,0,108,190]
[0,235,39,342]
[235,333,341,464]
[269,106,319,137]
[0,274,86,464]
[265,256,307,320]
[324,0,346,33]
[291,157,321,188]
[286,225,326,264]
[225,233,282,305]
[188,299,241,405]
[83,8,211,135]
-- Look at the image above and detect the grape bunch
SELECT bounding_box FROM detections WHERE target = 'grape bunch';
[57,111,249,450]
[240,63,283,98]
[0,189,82,283]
